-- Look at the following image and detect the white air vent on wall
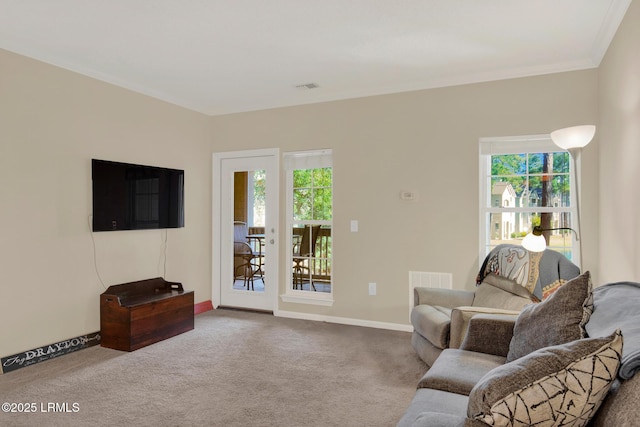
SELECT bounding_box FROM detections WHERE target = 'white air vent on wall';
[410,271,452,289]
[408,271,453,318]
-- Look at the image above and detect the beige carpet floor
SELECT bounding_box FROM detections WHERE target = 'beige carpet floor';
[0,309,426,427]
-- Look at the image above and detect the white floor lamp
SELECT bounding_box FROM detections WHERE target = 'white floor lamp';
[522,125,595,269]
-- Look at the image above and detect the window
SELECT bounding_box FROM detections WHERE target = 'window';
[479,135,578,266]
[282,150,333,306]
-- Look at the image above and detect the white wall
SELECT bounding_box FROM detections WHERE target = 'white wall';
[598,0,640,283]
[0,49,212,357]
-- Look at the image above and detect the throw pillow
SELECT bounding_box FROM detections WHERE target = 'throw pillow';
[506,271,593,362]
[468,330,623,427]
[542,279,567,300]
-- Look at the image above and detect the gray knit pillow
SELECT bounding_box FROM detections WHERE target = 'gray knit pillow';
[506,271,593,362]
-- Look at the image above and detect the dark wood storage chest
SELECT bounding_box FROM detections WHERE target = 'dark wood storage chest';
[100,277,194,351]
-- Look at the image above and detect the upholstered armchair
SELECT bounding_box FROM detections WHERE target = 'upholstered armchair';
[410,244,580,366]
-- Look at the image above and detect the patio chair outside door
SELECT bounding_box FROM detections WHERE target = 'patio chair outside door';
[234,221,263,290]
[292,224,321,290]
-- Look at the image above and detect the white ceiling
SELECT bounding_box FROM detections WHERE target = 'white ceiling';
[0,1,631,116]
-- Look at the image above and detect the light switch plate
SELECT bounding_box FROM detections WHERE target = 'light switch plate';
[350,220,358,232]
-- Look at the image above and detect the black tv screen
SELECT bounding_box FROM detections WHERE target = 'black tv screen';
[92,159,184,231]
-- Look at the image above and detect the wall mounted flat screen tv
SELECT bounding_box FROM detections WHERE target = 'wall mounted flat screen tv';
[92,159,184,231]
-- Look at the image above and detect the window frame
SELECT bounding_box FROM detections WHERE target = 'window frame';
[281,149,334,306]
[478,134,581,268]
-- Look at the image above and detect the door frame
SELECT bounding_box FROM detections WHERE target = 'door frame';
[212,148,280,310]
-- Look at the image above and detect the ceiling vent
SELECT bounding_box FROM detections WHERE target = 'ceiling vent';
[295,83,319,90]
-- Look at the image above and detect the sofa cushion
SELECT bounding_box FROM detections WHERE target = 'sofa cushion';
[506,271,593,362]
[417,349,506,396]
[459,313,517,357]
[411,304,452,349]
[468,330,623,427]
[410,412,467,427]
[396,388,469,427]
[589,372,640,427]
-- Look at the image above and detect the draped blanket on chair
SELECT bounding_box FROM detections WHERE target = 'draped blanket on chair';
[476,244,580,302]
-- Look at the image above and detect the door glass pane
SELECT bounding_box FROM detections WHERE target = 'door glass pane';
[233,170,265,293]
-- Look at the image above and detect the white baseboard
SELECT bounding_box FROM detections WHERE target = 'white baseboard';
[274,309,413,332]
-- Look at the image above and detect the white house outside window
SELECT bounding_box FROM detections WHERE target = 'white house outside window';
[479,135,579,266]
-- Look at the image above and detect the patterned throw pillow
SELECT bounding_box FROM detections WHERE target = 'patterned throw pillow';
[506,271,593,362]
[468,330,623,427]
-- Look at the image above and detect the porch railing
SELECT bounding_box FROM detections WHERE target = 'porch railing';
[248,225,332,283]
[311,227,331,282]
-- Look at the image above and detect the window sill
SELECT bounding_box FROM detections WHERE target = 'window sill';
[280,292,334,306]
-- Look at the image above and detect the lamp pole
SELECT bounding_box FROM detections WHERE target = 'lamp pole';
[549,125,594,269]
[568,147,583,269]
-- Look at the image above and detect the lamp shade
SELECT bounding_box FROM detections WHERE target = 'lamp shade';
[550,125,596,150]
[522,232,546,252]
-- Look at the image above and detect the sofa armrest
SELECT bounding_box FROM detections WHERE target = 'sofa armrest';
[459,313,518,357]
[414,287,474,308]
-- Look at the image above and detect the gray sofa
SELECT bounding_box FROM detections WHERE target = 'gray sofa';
[411,245,581,367]
[399,274,640,427]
